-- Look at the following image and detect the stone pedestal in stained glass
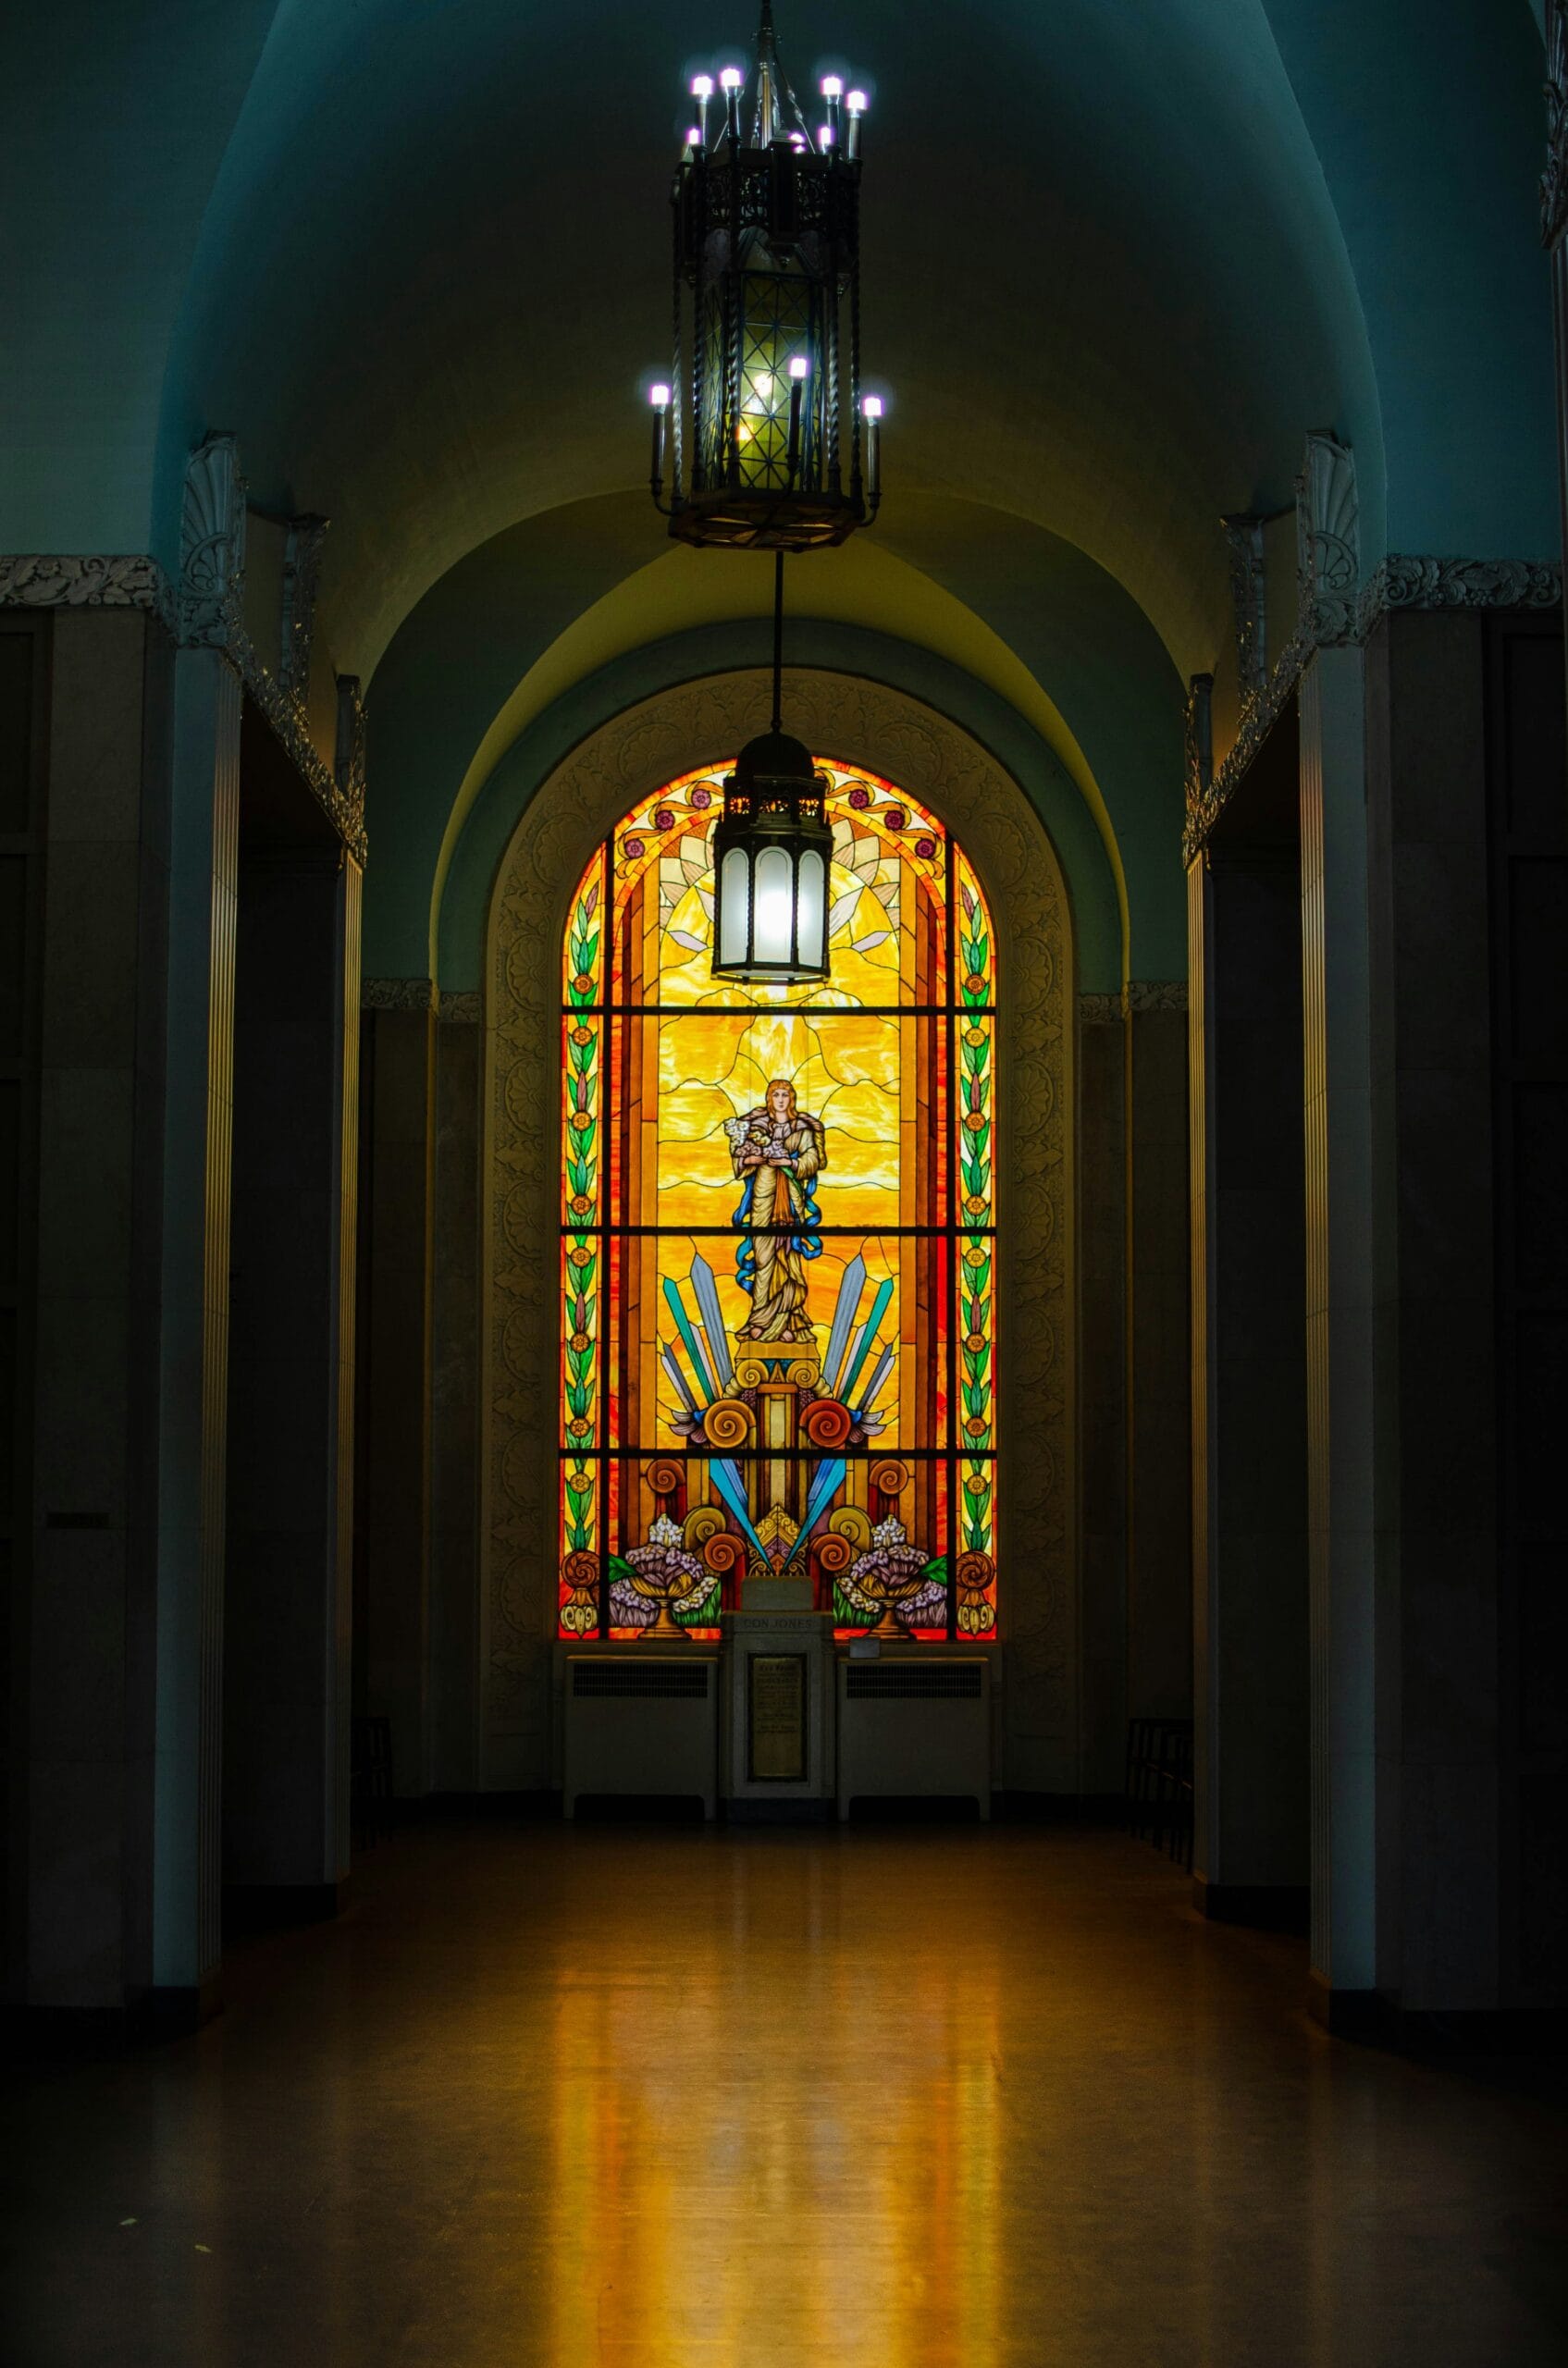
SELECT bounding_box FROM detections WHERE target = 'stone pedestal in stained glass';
[743,1571,814,1612]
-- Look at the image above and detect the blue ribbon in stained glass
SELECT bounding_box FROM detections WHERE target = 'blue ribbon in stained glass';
[733,1161,823,1302]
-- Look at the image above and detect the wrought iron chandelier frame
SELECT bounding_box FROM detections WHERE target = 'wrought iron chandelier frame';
[650,3,882,552]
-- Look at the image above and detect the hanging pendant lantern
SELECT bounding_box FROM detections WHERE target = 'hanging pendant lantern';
[711,725,833,983]
[647,2,883,551]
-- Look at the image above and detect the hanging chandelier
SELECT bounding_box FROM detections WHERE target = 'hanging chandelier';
[643,2,882,986]
[646,1,883,551]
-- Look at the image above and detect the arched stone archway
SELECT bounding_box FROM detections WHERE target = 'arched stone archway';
[481,668,1077,1791]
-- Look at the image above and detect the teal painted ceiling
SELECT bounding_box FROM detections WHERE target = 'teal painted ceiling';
[2,2,1556,981]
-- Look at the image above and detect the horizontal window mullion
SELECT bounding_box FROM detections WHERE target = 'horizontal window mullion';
[564,1003,996,1018]
[562,1224,995,1238]
[558,1447,994,1463]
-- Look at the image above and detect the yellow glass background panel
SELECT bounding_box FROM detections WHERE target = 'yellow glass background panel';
[654,1010,903,1233]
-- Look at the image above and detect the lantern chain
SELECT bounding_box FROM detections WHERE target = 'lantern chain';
[672,222,685,499]
[826,229,841,498]
[849,230,863,502]
[772,549,785,734]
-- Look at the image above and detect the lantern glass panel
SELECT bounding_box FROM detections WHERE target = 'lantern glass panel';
[719,845,750,967]
[699,243,821,493]
[796,846,825,968]
[752,844,794,964]
[736,263,816,490]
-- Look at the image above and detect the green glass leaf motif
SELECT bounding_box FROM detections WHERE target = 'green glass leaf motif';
[676,1581,721,1627]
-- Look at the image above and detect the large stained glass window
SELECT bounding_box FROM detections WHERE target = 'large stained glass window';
[558,758,997,1645]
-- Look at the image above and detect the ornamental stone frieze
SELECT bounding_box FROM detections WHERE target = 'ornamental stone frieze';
[362,978,438,1013]
[0,434,365,865]
[1079,993,1124,1029]
[1079,984,1185,1026]
[0,552,172,623]
[1183,433,1563,862]
[1361,554,1562,622]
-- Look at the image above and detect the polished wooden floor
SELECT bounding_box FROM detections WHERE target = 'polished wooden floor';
[6,1819,1566,2366]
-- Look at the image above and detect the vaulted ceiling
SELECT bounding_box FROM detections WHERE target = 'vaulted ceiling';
[3,2,1555,980]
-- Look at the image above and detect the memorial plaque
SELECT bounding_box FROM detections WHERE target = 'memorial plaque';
[748,1653,808,1782]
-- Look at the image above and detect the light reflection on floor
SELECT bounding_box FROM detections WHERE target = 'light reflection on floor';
[6,1822,1567,2367]
[542,1853,1002,2366]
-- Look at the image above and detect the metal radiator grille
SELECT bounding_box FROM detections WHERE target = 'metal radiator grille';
[572,1664,711,1700]
[845,1665,984,1700]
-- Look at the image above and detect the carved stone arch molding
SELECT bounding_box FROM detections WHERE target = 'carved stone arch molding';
[482,668,1077,1790]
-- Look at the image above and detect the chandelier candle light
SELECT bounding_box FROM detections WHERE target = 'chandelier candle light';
[647,1,883,550]
[643,3,887,989]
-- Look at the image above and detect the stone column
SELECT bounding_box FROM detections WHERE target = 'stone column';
[1126,984,1193,1725]
[1188,839,1310,1918]
[150,640,241,2015]
[1483,610,1568,2016]
[222,836,360,1913]
[358,992,435,1796]
[430,1002,481,1794]
[1299,647,1377,2017]
[18,607,173,2015]
[1077,994,1127,1794]
[20,608,244,2019]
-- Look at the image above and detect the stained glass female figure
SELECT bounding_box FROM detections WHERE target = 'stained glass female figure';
[726,1079,825,1343]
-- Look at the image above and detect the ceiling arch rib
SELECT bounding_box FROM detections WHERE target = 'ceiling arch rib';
[359,490,1185,992]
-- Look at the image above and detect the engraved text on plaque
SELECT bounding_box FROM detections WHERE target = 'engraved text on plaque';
[747,1654,808,1782]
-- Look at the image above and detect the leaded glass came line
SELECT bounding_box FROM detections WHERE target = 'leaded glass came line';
[556,759,998,1645]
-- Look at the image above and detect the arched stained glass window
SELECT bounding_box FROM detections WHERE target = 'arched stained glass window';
[558,758,997,1643]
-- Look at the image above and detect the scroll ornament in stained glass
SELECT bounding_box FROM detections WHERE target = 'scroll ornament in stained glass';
[557,759,997,1644]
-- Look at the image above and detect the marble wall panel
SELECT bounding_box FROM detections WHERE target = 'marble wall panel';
[1191,847,1310,1893]
[1128,1005,1193,1720]
[18,609,170,2007]
[1364,610,1501,2012]
[225,850,350,1893]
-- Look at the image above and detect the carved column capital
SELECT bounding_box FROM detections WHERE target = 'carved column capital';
[280,514,329,698]
[1545,0,1568,250]
[1222,514,1268,698]
[1183,672,1214,824]
[335,674,366,820]
[1297,432,1359,646]
[178,432,246,648]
